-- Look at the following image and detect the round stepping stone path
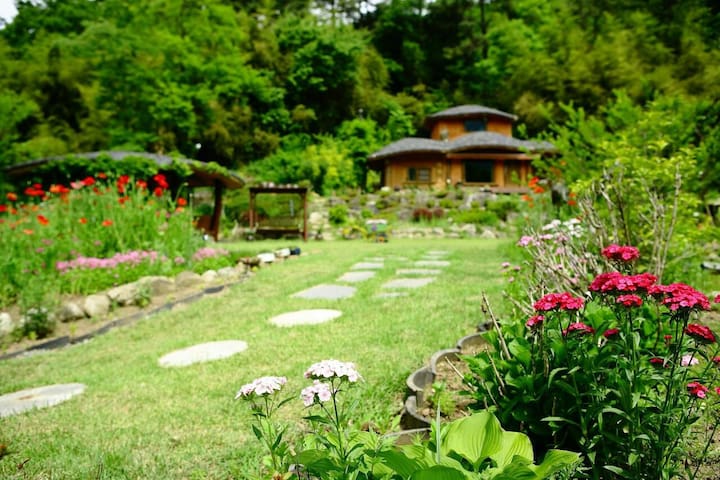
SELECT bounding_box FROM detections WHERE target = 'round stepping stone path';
[269,309,342,327]
[414,260,451,267]
[396,268,442,276]
[0,383,86,418]
[382,277,436,289]
[375,292,409,298]
[337,271,376,283]
[351,262,384,270]
[292,284,356,300]
[158,340,248,368]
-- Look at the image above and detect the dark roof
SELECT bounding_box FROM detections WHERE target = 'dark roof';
[426,104,518,122]
[368,133,554,162]
[3,151,245,189]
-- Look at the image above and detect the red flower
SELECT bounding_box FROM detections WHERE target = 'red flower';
[712,356,720,365]
[0,205,6,213]
[602,244,640,262]
[688,382,709,399]
[37,215,49,226]
[81,176,95,186]
[563,322,595,337]
[715,294,720,304]
[603,328,620,338]
[650,357,666,367]
[118,196,130,205]
[716,387,720,395]
[589,272,657,294]
[685,323,716,344]
[528,176,540,187]
[24,185,45,197]
[177,197,187,206]
[153,187,164,197]
[534,292,585,312]
[97,172,107,179]
[153,173,169,190]
[118,175,130,185]
[79,217,87,224]
[650,283,711,312]
[6,192,17,201]
[136,180,147,189]
[616,294,643,308]
[526,315,544,329]
[102,219,113,227]
[532,185,545,194]
[567,199,577,206]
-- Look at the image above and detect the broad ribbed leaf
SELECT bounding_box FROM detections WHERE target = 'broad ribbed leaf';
[530,449,581,477]
[489,431,534,468]
[441,411,503,468]
[410,465,468,480]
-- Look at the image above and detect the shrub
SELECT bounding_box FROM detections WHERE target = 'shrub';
[486,197,519,221]
[328,204,349,226]
[439,198,456,209]
[451,209,499,227]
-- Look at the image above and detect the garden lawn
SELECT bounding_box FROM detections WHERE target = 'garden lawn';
[0,238,511,479]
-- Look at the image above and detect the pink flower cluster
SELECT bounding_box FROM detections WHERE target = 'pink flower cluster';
[685,323,716,344]
[525,315,544,329]
[301,380,333,406]
[192,247,230,262]
[616,294,643,308]
[649,283,711,312]
[687,382,709,399]
[533,292,584,312]
[304,360,361,382]
[56,250,159,272]
[589,272,657,294]
[601,244,640,262]
[235,376,287,399]
[563,322,595,336]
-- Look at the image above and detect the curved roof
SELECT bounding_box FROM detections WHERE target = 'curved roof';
[426,104,518,122]
[3,151,245,189]
[368,133,554,162]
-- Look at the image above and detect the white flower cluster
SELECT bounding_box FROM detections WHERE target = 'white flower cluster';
[304,359,361,382]
[301,380,333,407]
[235,376,287,399]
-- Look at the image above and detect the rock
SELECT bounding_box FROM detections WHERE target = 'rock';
[138,276,175,296]
[217,267,237,279]
[275,248,291,258]
[201,270,219,283]
[175,271,204,289]
[57,302,86,322]
[83,294,110,317]
[257,252,276,264]
[479,228,497,239]
[460,223,477,235]
[107,283,139,306]
[0,312,13,336]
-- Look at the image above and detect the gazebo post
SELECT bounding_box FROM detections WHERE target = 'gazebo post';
[302,189,308,242]
[249,190,256,230]
[210,180,223,241]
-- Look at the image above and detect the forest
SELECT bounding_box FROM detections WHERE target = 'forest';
[0,0,719,195]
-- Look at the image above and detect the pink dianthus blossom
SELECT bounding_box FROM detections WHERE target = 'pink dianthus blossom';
[603,328,620,338]
[526,315,544,329]
[563,322,595,337]
[235,376,287,399]
[688,382,709,399]
[305,360,361,382]
[301,380,333,407]
[650,283,711,312]
[601,244,640,262]
[517,236,534,247]
[685,323,716,344]
[715,294,720,304]
[589,272,657,295]
[681,354,700,367]
[616,295,643,308]
[533,292,584,312]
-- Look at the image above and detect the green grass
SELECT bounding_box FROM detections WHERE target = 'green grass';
[0,238,511,479]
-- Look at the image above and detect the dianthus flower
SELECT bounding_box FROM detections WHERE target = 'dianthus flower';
[235,376,287,400]
[563,322,595,337]
[305,360,361,382]
[684,323,716,344]
[616,294,643,308]
[301,380,333,406]
[517,236,534,247]
[650,357,666,367]
[525,315,544,329]
[681,354,700,367]
[533,292,584,312]
[601,244,640,262]
[713,356,720,365]
[715,294,720,304]
[687,382,709,399]
[603,328,620,338]
[589,272,657,295]
[650,283,711,312]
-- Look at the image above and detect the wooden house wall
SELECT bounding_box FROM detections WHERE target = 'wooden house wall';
[429,117,513,140]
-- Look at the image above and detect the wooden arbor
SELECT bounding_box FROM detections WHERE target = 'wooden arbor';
[248,185,309,241]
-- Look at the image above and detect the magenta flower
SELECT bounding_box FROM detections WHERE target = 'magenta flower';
[526,315,544,329]
[563,322,595,337]
[685,323,716,344]
[589,272,657,295]
[601,244,640,262]
[681,354,699,367]
[305,360,361,382]
[534,292,584,312]
[649,283,711,312]
[616,295,643,308]
[688,382,709,399]
[235,376,287,399]
[301,380,333,407]
[603,328,620,338]
[650,357,666,368]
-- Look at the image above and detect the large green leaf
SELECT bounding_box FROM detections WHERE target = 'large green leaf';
[410,465,468,480]
[441,411,503,469]
[530,449,581,478]
[378,444,436,477]
[489,431,534,468]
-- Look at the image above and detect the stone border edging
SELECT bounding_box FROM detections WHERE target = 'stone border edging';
[0,280,247,362]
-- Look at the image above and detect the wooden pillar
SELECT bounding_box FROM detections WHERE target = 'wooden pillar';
[249,189,256,230]
[210,180,223,241]
[302,188,308,242]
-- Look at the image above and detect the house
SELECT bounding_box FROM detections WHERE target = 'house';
[367,105,555,191]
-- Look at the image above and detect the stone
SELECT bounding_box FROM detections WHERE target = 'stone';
[257,252,276,264]
[0,383,86,418]
[57,302,86,323]
[217,267,237,279]
[292,284,356,300]
[83,294,110,318]
[275,248,291,258]
[479,228,497,239]
[382,277,436,289]
[461,224,478,235]
[414,260,451,267]
[269,309,342,327]
[364,257,385,262]
[350,262,384,270]
[396,269,442,276]
[201,270,219,283]
[107,282,139,306]
[158,340,248,368]
[337,271,376,283]
[138,276,175,296]
[427,250,450,256]
[175,271,204,289]
[0,312,13,336]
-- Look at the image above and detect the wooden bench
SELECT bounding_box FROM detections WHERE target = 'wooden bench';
[255,216,303,239]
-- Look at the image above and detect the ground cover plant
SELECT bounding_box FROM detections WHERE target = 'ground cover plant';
[0,238,509,479]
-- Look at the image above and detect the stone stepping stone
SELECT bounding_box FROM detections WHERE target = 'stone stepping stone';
[0,383,86,418]
[382,277,436,289]
[396,268,442,276]
[158,340,248,368]
[414,260,451,267]
[337,271,376,283]
[350,262,384,270]
[375,292,409,298]
[292,284,356,300]
[269,309,342,327]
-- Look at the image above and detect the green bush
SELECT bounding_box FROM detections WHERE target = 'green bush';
[439,198,456,209]
[451,209,499,226]
[328,204,349,226]
[486,197,519,221]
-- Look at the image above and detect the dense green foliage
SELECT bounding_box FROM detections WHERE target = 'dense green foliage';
[1,0,719,193]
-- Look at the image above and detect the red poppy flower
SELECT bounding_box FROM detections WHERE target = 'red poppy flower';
[0,205,6,213]
[79,217,88,224]
[81,176,95,186]
[153,173,169,189]
[177,197,187,206]
[6,192,17,201]
[37,215,49,226]
[97,172,107,179]
[136,180,147,189]
[153,187,164,197]
[102,219,113,227]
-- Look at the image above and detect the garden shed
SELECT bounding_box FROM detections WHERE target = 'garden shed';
[2,151,245,240]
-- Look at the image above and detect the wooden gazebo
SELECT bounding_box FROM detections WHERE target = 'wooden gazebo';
[248,184,309,241]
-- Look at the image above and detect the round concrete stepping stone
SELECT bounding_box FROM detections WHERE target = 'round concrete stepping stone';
[396,268,442,276]
[269,309,342,327]
[414,260,451,267]
[338,271,376,283]
[0,383,86,418]
[351,262,384,270]
[382,277,436,289]
[158,340,248,368]
[375,292,409,298]
[292,284,356,300]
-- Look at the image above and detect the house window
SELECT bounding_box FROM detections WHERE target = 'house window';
[464,119,486,132]
[464,161,494,183]
[407,167,431,183]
